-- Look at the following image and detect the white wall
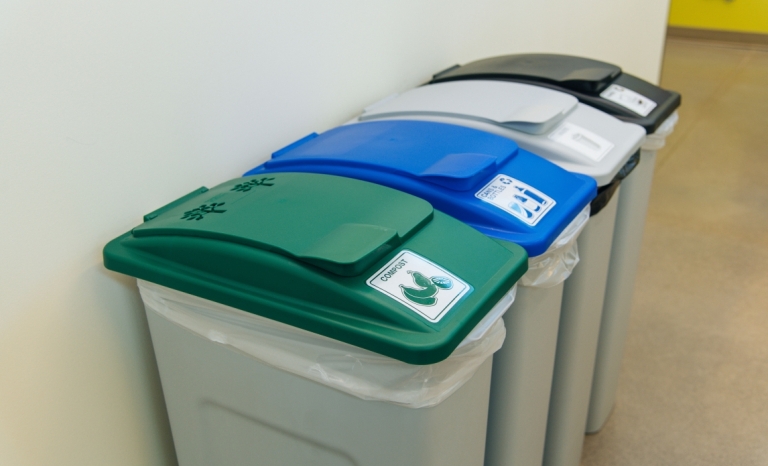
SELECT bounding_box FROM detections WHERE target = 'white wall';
[0,1,670,464]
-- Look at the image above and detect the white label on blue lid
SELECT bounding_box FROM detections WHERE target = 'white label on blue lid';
[475,175,556,226]
[600,84,657,117]
[548,122,614,162]
[367,250,471,323]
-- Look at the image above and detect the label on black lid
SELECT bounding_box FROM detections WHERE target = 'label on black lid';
[475,175,556,226]
[367,251,471,323]
[600,84,657,117]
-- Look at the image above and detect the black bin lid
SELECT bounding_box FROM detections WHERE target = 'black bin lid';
[431,53,681,134]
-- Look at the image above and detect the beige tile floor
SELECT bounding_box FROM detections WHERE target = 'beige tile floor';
[580,39,768,466]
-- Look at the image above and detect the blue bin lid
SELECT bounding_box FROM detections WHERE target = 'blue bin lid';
[245,120,596,257]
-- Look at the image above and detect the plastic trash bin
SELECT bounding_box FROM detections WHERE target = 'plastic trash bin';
[431,54,681,433]
[103,172,529,466]
[354,81,645,466]
[244,119,596,466]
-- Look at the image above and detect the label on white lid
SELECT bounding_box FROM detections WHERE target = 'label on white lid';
[600,84,657,117]
[475,175,556,226]
[548,122,614,162]
[367,251,471,323]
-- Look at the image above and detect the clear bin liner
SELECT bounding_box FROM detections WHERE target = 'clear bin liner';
[521,204,590,288]
[138,280,514,409]
[641,111,679,151]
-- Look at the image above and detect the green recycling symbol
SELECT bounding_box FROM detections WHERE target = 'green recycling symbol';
[400,271,453,306]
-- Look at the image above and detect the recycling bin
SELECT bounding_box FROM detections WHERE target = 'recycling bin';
[104,173,530,466]
[354,81,645,466]
[244,119,597,466]
[431,54,681,433]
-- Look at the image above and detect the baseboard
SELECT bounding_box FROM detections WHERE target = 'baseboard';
[667,26,768,47]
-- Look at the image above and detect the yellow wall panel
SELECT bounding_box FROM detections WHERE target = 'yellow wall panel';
[669,0,768,34]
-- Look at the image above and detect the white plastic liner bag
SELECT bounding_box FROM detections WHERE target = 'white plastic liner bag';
[138,280,514,409]
[521,204,590,288]
[641,111,679,152]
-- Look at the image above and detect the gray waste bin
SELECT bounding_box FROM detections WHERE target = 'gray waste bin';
[103,173,529,466]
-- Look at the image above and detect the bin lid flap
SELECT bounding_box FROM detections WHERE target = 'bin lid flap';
[432,54,622,94]
[266,120,520,191]
[360,81,578,134]
[132,173,433,277]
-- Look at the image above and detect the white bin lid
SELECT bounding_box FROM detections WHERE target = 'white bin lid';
[360,81,646,186]
[364,80,577,135]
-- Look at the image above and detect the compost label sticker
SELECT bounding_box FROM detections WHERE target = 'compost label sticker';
[475,175,556,226]
[600,84,657,117]
[548,122,615,162]
[367,251,471,323]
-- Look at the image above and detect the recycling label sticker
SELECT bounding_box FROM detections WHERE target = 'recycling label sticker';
[367,250,471,323]
[600,84,657,117]
[548,122,615,162]
[475,175,556,226]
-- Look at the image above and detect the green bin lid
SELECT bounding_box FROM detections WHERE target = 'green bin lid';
[104,173,528,364]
